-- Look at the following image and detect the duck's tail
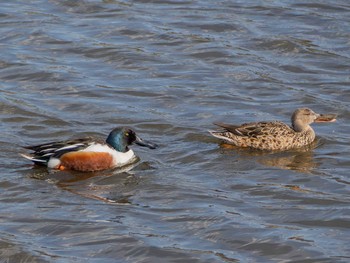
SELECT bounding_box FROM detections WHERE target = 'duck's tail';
[209,130,229,141]
[20,153,47,165]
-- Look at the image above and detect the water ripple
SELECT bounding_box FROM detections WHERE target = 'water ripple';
[0,0,349,262]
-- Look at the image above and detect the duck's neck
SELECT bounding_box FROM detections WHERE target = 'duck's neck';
[292,120,310,132]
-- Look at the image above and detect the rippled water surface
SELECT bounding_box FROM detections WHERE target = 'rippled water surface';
[1,0,350,262]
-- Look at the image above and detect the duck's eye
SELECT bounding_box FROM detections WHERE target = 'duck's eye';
[125,132,129,136]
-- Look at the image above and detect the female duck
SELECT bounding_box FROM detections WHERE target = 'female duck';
[210,108,336,151]
[21,127,157,171]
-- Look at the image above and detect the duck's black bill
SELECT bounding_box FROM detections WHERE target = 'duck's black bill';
[135,136,158,149]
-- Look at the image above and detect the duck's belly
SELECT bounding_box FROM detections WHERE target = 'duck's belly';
[240,133,315,151]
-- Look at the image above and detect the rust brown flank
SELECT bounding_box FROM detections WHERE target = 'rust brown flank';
[60,152,114,172]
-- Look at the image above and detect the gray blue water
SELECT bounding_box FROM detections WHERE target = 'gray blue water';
[1,0,350,262]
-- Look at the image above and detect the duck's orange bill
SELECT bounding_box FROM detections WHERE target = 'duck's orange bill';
[315,114,337,123]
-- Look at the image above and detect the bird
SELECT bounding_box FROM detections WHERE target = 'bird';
[209,108,336,151]
[21,127,157,172]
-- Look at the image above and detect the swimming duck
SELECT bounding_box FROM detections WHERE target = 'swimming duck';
[21,127,157,172]
[210,108,336,151]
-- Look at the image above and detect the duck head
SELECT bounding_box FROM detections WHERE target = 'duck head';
[106,127,158,152]
[292,108,337,132]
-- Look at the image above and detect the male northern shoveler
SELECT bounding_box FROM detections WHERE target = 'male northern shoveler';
[209,108,336,151]
[21,127,157,172]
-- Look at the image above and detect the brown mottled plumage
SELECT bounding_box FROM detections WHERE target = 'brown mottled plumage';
[210,108,336,151]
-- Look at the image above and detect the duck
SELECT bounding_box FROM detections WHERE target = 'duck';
[21,127,157,172]
[209,108,336,151]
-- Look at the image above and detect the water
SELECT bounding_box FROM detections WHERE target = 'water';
[1,0,349,262]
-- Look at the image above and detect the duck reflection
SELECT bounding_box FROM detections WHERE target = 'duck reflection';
[219,138,320,173]
[27,161,147,204]
[257,148,317,172]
